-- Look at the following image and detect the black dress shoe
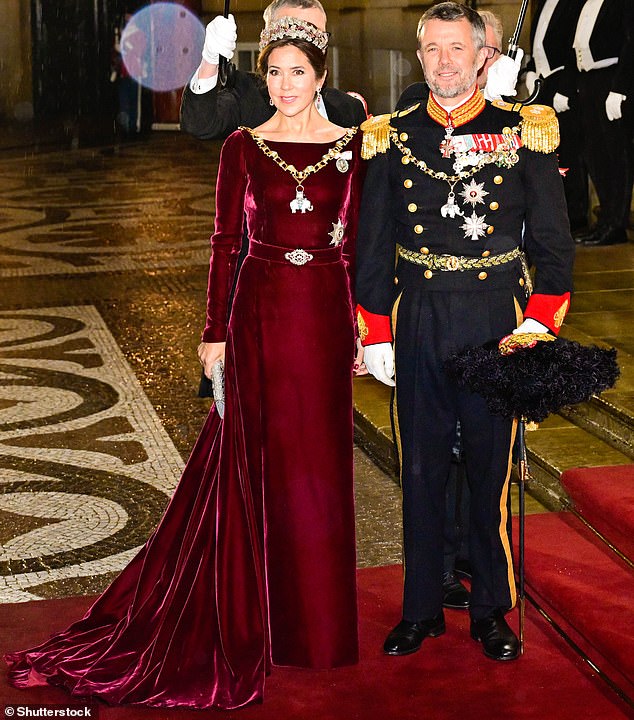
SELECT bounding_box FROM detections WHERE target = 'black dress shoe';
[470,611,519,661]
[383,613,446,656]
[442,571,470,610]
[581,226,628,246]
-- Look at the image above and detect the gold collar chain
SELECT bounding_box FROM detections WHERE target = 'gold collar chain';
[391,130,492,183]
[244,126,357,184]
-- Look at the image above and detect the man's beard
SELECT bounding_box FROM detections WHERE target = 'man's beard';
[424,59,479,99]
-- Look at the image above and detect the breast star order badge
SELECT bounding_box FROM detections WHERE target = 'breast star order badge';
[329,218,345,246]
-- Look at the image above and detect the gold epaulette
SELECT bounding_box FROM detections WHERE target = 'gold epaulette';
[492,100,560,153]
[361,113,394,159]
[360,103,421,159]
[519,104,560,153]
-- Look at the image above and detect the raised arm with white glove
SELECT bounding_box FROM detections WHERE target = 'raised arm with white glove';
[483,49,523,101]
[191,13,237,91]
[202,13,237,66]
[605,91,626,121]
[363,343,395,387]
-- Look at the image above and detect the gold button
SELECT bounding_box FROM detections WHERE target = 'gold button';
[401,156,410,165]
[494,175,503,185]
[404,179,413,189]
[481,250,491,257]
[503,126,511,135]
[420,246,429,254]
[400,132,409,141]
[489,201,499,210]
[424,270,433,279]
[394,276,399,285]
[408,203,417,213]
[487,226,494,234]
[478,271,488,280]
[414,224,424,234]
[519,278,525,286]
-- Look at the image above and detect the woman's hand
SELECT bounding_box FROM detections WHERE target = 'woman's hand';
[353,338,368,376]
[198,342,226,379]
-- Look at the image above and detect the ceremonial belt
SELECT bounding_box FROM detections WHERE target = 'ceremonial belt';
[398,246,523,272]
[248,242,342,266]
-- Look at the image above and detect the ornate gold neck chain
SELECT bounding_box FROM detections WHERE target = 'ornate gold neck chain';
[243,126,357,214]
[391,130,490,184]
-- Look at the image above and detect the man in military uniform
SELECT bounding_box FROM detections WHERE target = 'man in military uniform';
[356,2,575,661]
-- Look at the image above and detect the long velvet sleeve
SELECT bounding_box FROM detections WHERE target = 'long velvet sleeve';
[201,130,247,342]
[340,139,367,308]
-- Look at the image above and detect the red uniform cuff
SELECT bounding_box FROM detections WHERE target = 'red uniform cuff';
[356,305,393,345]
[524,292,570,335]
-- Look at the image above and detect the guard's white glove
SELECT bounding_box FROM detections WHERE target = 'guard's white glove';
[202,14,237,65]
[484,49,523,101]
[553,92,570,114]
[363,343,395,387]
[524,70,538,95]
[513,318,550,334]
[606,91,626,121]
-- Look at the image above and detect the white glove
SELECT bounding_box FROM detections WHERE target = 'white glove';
[553,92,570,114]
[605,91,626,121]
[363,343,395,387]
[524,70,537,95]
[513,318,550,334]
[202,14,237,66]
[484,49,523,101]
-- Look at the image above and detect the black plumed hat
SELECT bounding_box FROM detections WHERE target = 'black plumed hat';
[445,334,619,423]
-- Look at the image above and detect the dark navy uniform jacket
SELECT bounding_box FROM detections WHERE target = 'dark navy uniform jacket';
[356,93,575,343]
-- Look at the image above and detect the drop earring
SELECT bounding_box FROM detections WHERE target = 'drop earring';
[269,97,274,106]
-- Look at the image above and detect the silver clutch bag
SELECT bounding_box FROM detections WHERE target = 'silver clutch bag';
[210,359,225,418]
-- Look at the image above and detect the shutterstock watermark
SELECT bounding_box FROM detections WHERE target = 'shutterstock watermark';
[4,706,98,718]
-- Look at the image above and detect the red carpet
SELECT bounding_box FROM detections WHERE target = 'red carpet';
[1,566,630,719]
[561,464,634,561]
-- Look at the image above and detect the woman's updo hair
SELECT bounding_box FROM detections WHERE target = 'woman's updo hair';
[257,38,327,83]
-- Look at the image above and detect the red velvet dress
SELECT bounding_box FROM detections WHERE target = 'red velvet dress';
[5,128,364,709]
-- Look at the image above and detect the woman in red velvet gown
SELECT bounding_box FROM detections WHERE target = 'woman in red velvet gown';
[6,21,365,710]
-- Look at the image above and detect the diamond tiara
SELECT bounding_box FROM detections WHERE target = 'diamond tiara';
[259,16,329,53]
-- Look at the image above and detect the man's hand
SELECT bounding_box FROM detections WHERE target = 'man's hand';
[363,343,395,387]
[484,49,523,101]
[513,318,549,335]
[202,14,237,66]
[524,70,537,95]
[553,92,570,114]
[605,91,626,121]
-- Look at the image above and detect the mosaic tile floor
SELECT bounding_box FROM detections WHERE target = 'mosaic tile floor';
[0,134,404,603]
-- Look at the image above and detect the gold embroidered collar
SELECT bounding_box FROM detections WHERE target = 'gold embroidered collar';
[427,89,486,129]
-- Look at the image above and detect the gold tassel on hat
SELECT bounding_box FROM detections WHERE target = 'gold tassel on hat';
[519,104,560,154]
[361,113,394,159]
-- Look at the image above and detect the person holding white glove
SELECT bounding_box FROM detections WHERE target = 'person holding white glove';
[573,0,633,246]
[478,10,521,100]
[195,13,237,91]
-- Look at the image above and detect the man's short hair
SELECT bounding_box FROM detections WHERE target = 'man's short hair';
[416,1,486,50]
[263,0,326,27]
[478,10,504,50]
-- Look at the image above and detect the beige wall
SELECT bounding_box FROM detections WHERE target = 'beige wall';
[0,0,32,121]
